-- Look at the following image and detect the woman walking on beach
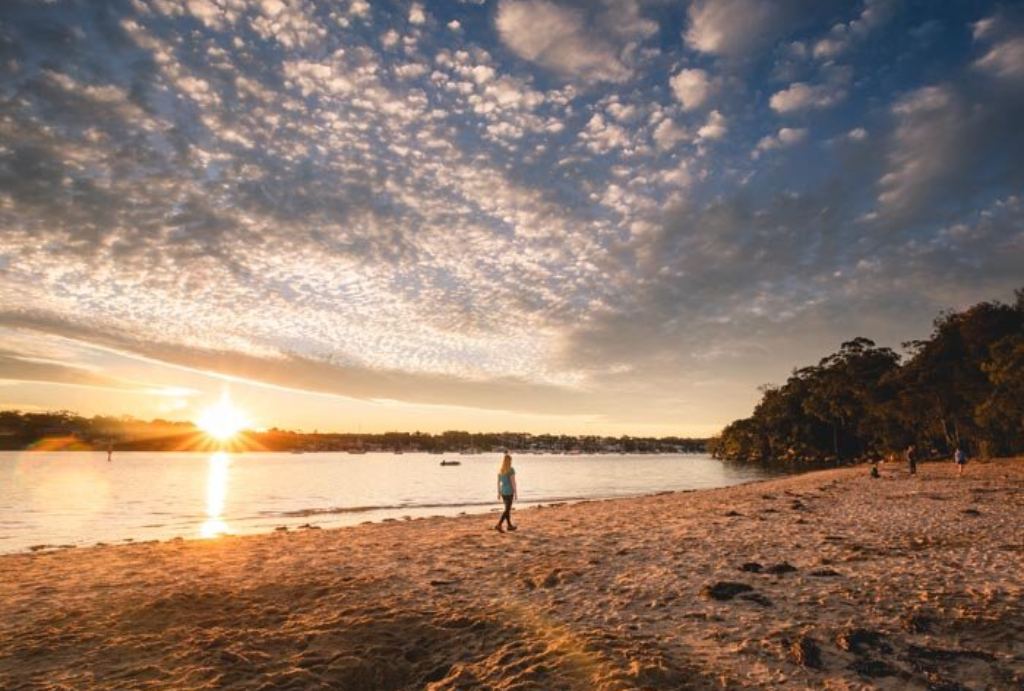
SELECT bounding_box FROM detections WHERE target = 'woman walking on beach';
[495,453,518,533]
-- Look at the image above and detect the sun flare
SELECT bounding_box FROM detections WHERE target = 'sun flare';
[196,396,249,441]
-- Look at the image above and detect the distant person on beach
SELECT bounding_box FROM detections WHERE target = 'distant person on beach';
[106,442,113,463]
[906,445,917,475]
[954,446,967,477]
[495,453,518,533]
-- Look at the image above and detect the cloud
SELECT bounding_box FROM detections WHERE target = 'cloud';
[769,81,846,113]
[651,118,689,150]
[685,0,834,58]
[551,189,864,391]
[971,9,1024,80]
[250,0,326,49]
[0,4,610,400]
[606,101,640,123]
[395,62,430,79]
[669,68,713,111]
[580,113,632,154]
[0,348,187,395]
[0,311,643,419]
[812,0,899,59]
[349,0,370,18]
[846,127,868,141]
[697,110,728,140]
[975,36,1024,80]
[409,2,427,25]
[685,0,776,56]
[284,59,354,95]
[876,85,962,216]
[495,0,656,83]
[870,72,1024,229]
[754,127,807,155]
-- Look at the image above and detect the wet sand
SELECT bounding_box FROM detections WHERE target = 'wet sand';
[1,459,1022,691]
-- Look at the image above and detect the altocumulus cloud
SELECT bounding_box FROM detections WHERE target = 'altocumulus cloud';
[0,0,1022,431]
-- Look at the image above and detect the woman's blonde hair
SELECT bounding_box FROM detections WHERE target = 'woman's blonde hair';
[499,453,512,475]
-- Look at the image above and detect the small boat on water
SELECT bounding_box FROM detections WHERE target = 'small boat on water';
[439,460,461,466]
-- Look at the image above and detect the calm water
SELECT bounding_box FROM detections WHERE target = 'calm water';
[0,452,784,553]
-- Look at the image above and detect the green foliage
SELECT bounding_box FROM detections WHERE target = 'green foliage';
[712,290,1024,463]
[975,333,1024,456]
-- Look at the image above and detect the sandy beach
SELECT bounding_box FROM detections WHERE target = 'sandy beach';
[1,459,1022,691]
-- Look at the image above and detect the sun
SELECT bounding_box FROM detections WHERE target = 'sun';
[196,396,250,441]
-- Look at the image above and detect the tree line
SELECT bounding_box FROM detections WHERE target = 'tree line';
[710,289,1024,464]
[0,410,707,454]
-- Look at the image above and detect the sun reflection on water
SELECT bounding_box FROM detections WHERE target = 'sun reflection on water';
[200,452,232,538]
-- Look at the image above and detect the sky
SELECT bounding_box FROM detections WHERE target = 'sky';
[0,0,1022,437]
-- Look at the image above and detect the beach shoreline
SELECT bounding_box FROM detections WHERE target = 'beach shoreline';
[0,451,779,554]
[2,459,1022,690]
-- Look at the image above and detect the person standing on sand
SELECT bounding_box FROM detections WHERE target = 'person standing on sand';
[107,441,113,463]
[954,446,967,477]
[906,444,917,476]
[495,453,518,533]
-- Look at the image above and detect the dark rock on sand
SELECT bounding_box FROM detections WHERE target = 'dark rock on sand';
[738,592,773,607]
[836,627,890,654]
[788,634,823,669]
[703,582,754,601]
[907,645,995,662]
[739,562,763,573]
[765,562,797,575]
[962,508,982,516]
[850,658,897,678]
[424,663,451,683]
[538,569,562,588]
[901,613,935,633]
[809,568,842,577]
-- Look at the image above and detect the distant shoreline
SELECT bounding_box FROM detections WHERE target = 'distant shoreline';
[0,447,711,454]
[0,409,710,454]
